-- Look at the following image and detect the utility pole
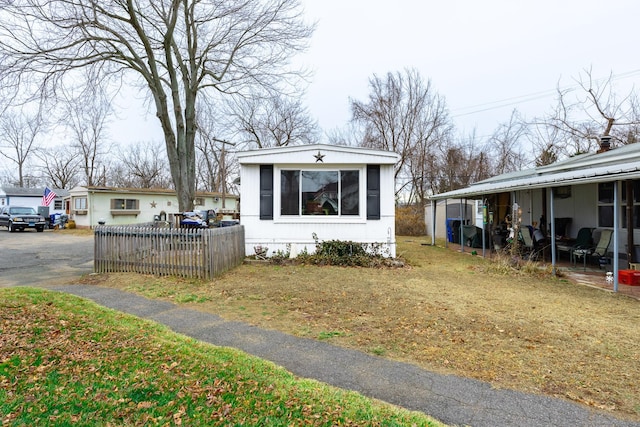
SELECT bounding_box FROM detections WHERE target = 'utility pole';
[211,138,236,210]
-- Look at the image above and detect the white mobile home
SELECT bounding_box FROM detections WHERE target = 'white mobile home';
[68,186,239,228]
[237,144,399,258]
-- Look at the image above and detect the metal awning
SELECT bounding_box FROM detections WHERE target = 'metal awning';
[430,143,640,200]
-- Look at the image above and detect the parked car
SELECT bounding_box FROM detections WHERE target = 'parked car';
[0,206,47,232]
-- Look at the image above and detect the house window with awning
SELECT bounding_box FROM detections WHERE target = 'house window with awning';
[110,198,141,216]
[73,197,87,212]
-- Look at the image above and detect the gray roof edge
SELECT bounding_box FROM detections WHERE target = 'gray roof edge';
[430,162,640,200]
[430,143,640,200]
[0,186,70,197]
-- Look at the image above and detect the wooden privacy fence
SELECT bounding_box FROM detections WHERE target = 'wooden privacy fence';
[94,225,245,279]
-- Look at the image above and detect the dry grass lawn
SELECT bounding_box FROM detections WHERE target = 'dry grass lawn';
[79,237,640,422]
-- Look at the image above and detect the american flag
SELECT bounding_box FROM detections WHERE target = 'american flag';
[42,187,57,207]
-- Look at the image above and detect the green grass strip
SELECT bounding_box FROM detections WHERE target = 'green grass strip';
[0,287,444,426]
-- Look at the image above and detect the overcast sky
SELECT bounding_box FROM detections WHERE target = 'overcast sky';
[297,0,640,140]
[102,0,640,146]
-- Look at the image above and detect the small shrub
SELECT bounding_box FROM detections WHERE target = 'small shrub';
[371,346,386,356]
[479,252,556,280]
[396,205,426,236]
[270,244,291,265]
[292,234,404,268]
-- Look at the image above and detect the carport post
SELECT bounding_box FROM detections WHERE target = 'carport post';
[459,199,464,253]
[482,201,487,258]
[550,189,557,276]
[430,199,436,246]
[444,199,448,248]
[613,181,619,292]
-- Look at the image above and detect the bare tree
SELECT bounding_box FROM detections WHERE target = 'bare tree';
[407,103,453,203]
[112,141,171,188]
[194,117,230,194]
[192,101,239,210]
[0,108,45,187]
[36,146,80,189]
[231,95,319,148]
[325,123,361,147]
[539,68,640,156]
[527,120,564,166]
[196,136,228,193]
[0,0,313,212]
[462,134,492,186]
[418,130,491,196]
[488,109,529,175]
[350,69,453,203]
[62,84,112,186]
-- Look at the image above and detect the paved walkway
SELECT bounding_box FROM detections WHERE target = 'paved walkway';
[47,284,639,427]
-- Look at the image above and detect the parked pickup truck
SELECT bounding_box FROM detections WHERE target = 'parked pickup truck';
[0,206,47,232]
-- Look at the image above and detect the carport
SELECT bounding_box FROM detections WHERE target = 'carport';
[429,141,640,291]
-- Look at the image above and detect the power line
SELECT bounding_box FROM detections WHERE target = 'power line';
[451,69,640,118]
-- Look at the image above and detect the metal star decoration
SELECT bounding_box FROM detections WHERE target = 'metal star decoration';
[150,201,157,208]
[314,150,325,163]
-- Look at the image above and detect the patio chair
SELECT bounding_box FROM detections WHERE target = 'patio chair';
[573,229,612,271]
[518,227,536,258]
[557,227,592,261]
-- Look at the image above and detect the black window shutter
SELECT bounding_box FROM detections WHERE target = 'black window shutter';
[367,165,380,220]
[259,165,273,220]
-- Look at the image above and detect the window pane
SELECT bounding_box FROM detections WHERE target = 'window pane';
[598,182,614,203]
[622,205,640,228]
[302,171,338,215]
[280,170,299,215]
[340,170,359,215]
[598,205,614,227]
[622,180,640,203]
[260,165,274,220]
[75,198,86,210]
[112,199,124,209]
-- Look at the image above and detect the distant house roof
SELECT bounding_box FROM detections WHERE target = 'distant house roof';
[0,186,69,198]
[72,186,238,199]
[430,143,640,200]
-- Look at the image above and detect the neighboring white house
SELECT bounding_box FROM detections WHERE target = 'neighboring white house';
[67,186,239,228]
[0,186,69,219]
[237,144,399,258]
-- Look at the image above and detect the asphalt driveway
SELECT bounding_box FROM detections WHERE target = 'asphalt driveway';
[0,228,94,287]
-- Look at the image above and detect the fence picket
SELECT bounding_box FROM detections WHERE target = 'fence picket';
[93,225,245,279]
